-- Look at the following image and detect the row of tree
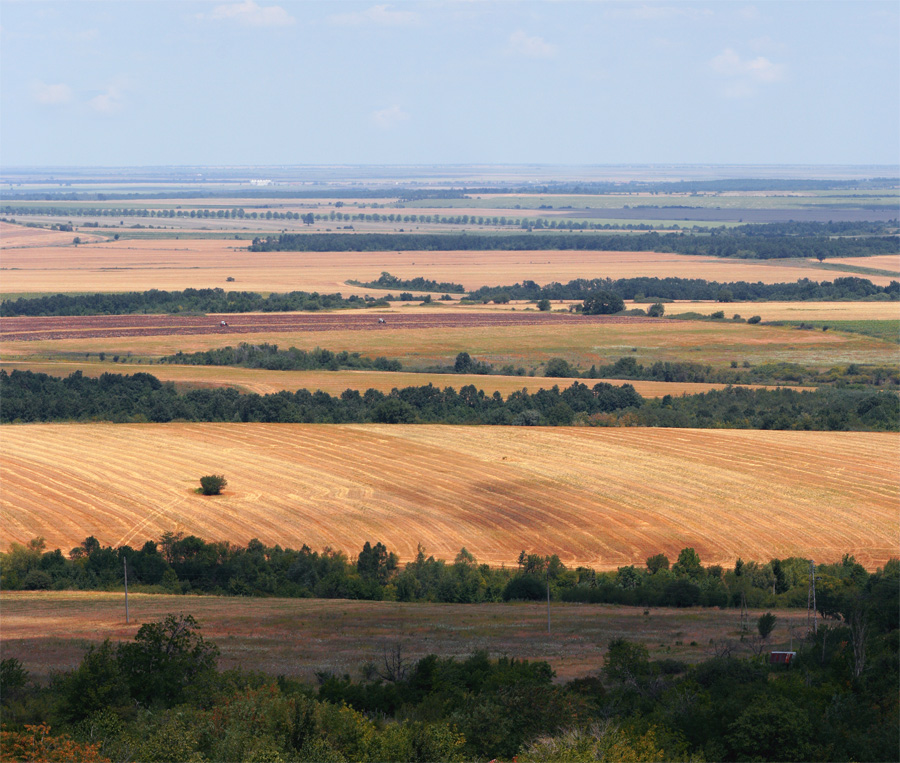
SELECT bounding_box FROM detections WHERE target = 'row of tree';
[468,275,900,303]
[249,231,899,259]
[3,370,897,430]
[348,271,466,293]
[0,533,887,616]
[0,288,381,317]
[160,344,402,372]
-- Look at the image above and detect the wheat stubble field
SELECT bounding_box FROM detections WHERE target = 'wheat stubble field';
[2,423,896,570]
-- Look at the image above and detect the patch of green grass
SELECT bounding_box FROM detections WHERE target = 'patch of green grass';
[776,320,900,343]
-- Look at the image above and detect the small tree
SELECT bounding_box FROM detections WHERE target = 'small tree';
[536,298,551,311]
[199,475,227,495]
[757,612,777,640]
[646,302,665,317]
[582,290,624,315]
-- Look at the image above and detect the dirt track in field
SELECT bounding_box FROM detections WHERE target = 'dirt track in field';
[0,312,662,342]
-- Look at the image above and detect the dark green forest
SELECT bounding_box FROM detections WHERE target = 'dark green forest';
[249,231,899,259]
[2,370,898,430]
[0,288,380,318]
[468,275,900,302]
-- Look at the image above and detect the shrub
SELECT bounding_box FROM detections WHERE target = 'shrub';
[646,302,665,317]
[199,475,227,495]
[582,290,624,315]
[747,315,762,324]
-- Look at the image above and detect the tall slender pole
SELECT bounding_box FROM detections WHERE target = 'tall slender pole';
[124,557,129,624]
[546,571,551,634]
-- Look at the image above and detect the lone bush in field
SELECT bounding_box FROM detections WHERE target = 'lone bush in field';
[199,475,227,495]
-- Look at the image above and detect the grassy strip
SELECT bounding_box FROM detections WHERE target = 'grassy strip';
[774,319,900,343]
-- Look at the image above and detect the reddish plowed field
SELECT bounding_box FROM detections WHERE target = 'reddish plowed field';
[0,312,661,342]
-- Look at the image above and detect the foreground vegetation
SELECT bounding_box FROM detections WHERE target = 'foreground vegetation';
[1,554,896,761]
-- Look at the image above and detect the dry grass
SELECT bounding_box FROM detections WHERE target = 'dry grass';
[3,236,897,295]
[0,590,811,684]
[0,360,774,398]
[0,221,104,249]
[2,424,896,571]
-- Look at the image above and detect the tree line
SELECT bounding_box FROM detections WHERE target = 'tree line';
[160,344,402,372]
[3,370,897,430]
[348,271,466,293]
[469,275,899,303]
[0,288,382,317]
[249,231,899,259]
[1,533,889,616]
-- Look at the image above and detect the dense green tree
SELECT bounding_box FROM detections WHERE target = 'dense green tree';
[582,290,625,315]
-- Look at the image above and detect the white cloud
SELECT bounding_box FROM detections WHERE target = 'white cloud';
[711,48,784,83]
[372,105,410,129]
[208,1,295,27]
[710,48,784,97]
[89,79,127,114]
[31,81,74,106]
[329,4,419,26]
[506,29,556,59]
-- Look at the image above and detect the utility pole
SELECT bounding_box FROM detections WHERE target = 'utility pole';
[124,557,129,624]
[546,569,551,634]
[807,560,817,635]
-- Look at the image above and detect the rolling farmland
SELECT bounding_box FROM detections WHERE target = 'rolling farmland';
[2,309,894,371]
[4,233,898,296]
[2,424,896,571]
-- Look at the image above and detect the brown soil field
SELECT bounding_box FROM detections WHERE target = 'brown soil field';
[0,311,658,343]
[0,591,809,684]
[4,237,896,295]
[0,221,105,248]
[0,360,774,398]
[2,424,896,571]
[2,310,892,370]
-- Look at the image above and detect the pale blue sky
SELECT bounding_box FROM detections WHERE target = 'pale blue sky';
[1,0,898,167]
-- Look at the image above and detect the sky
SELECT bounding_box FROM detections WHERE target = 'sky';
[1,0,898,167]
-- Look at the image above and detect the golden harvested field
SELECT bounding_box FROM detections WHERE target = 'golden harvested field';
[3,235,897,295]
[0,221,105,248]
[0,360,772,398]
[0,591,809,683]
[2,424,896,571]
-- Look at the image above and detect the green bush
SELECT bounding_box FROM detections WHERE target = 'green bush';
[748,315,762,324]
[199,475,227,495]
